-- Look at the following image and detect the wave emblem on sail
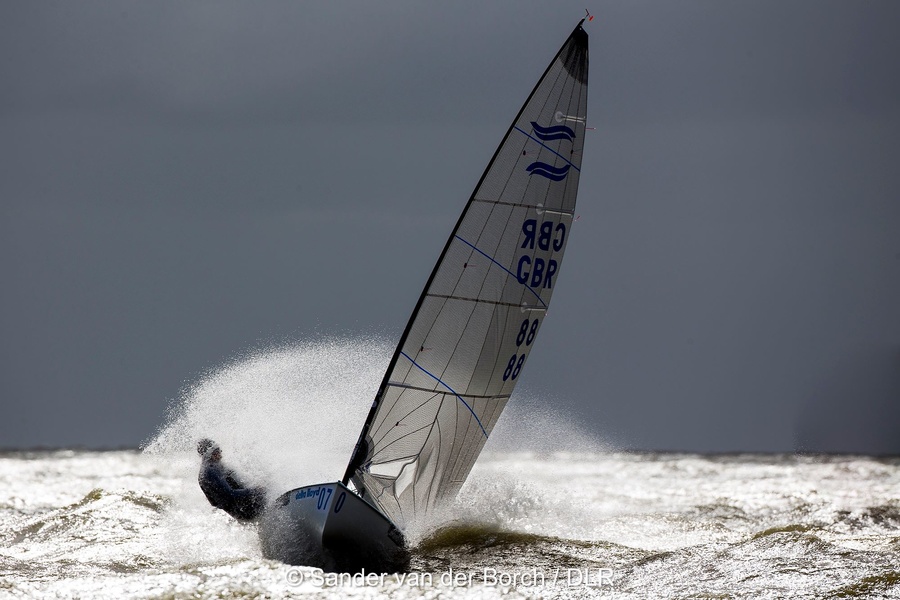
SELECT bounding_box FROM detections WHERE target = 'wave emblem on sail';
[530,121,576,142]
[526,161,571,181]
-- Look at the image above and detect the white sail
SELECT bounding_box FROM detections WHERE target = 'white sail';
[344,23,589,529]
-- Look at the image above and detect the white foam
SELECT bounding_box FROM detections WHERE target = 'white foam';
[143,336,617,546]
[144,336,391,494]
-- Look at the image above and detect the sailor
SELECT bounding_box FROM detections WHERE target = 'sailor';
[196,438,267,521]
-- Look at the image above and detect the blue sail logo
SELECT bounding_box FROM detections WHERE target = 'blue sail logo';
[525,161,571,181]
[530,121,575,142]
[525,121,575,180]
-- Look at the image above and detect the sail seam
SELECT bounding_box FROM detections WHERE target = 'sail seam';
[426,415,443,513]
[368,423,434,463]
[399,351,488,438]
[425,293,539,309]
[387,381,510,400]
[370,390,440,449]
[452,235,548,308]
[472,198,575,214]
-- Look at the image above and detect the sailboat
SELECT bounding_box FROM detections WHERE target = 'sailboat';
[259,19,589,572]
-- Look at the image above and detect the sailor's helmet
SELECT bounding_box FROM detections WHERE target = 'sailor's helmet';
[196,438,219,456]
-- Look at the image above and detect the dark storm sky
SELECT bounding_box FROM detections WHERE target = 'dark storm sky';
[2,1,898,452]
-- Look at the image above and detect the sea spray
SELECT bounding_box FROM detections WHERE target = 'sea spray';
[483,393,616,456]
[142,335,617,551]
[143,336,391,496]
[405,393,618,545]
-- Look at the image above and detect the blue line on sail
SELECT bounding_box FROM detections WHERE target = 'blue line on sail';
[453,236,548,308]
[514,126,581,172]
[399,351,488,438]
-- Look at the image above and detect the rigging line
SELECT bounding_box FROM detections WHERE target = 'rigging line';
[368,422,434,463]
[411,449,418,520]
[421,398,444,513]
[370,388,439,447]
[514,126,582,171]
[453,235,548,308]
[399,351,488,438]
[368,390,438,450]
[447,405,474,484]
[413,413,442,518]
[425,419,444,512]
[427,276,480,403]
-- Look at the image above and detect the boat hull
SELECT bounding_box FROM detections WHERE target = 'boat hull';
[258,481,408,573]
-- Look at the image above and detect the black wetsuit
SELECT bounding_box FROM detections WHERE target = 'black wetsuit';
[198,458,266,521]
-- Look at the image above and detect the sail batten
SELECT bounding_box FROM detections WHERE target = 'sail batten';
[344,22,588,529]
[424,294,541,309]
[387,380,511,401]
[472,197,576,214]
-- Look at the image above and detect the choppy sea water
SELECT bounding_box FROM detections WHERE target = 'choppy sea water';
[1,449,899,599]
[2,342,898,598]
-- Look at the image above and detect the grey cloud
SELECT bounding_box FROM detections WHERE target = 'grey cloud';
[2,1,898,451]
